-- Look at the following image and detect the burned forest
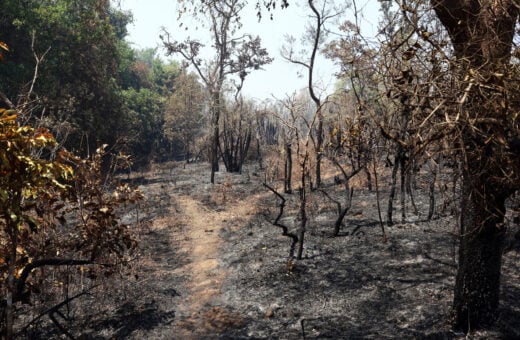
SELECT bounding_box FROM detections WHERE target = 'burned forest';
[1,0,520,339]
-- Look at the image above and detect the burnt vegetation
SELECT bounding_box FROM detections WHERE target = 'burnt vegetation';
[1,0,520,339]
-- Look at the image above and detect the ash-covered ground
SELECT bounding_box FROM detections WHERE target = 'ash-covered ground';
[19,161,520,339]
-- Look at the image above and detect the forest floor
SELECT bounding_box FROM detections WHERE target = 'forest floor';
[23,161,520,339]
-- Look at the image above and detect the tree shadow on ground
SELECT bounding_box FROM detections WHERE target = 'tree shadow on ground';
[19,300,176,339]
[86,301,176,339]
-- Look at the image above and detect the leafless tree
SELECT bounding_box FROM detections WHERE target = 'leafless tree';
[264,90,320,260]
[281,0,343,188]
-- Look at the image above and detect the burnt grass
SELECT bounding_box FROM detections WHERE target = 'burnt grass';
[17,161,520,339]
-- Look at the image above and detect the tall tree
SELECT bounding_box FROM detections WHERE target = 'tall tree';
[162,0,272,183]
[429,0,520,331]
[119,48,179,167]
[281,0,338,188]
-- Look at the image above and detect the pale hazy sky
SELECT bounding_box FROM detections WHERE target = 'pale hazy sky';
[118,0,381,101]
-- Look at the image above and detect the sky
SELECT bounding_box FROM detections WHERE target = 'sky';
[118,0,381,101]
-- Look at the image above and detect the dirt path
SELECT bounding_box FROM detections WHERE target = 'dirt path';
[169,184,261,338]
[172,195,230,337]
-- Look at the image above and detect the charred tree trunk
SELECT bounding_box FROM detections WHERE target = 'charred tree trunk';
[256,137,263,168]
[263,183,299,258]
[399,153,406,223]
[387,87,411,226]
[333,187,354,237]
[307,0,323,189]
[315,117,323,188]
[431,0,520,332]
[297,167,308,260]
[284,143,293,194]
[427,173,436,221]
[364,166,372,191]
[387,148,401,226]
[220,112,252,173]
[427,159,438,221]
[210,92,221,184]
[373,156,388,242]
[406,159,419,217]
[328,157,362,236]
[295,151,311,260]
[453,172,507,331]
